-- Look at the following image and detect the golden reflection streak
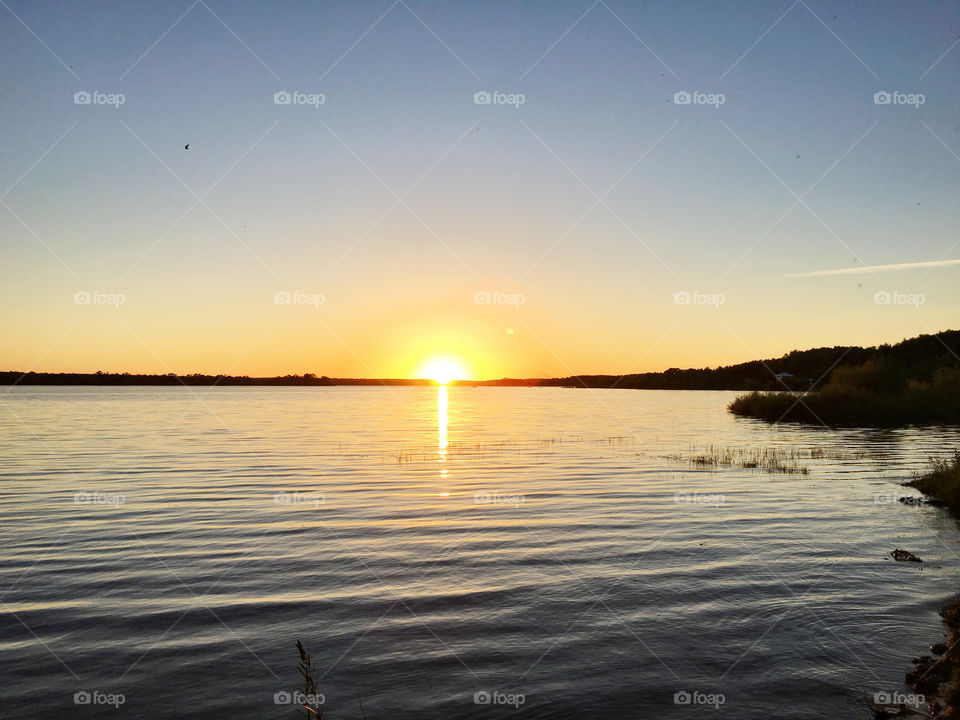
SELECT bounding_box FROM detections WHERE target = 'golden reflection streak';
[437,385,448,478]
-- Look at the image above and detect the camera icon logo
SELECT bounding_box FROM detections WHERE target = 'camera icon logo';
[873,692,893,704]
[673,91,692,105]
[274,690,292,704]
[474,690,491,705]
[74,291,92,305]
[74,91,91,105]
[874,91,892,105]
[474,290,492,305]
[673,290,691,305]
[74,691,92,705]
[873,290,891,305]
[274,91,292,105]
[474,91,492,105]
[274,291,292,305]
[674,691,692,705]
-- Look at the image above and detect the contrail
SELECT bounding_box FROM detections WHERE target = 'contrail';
[785,258,960,278]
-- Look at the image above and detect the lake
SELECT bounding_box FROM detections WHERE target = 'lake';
[2,386,959,718]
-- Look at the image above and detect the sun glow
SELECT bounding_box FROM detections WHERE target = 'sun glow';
[418,357,468,385]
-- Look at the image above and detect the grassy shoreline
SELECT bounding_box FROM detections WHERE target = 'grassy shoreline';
[729,388,960,426]
[908,454,960,511]
[729,358,960,426]
[903,453,960,718]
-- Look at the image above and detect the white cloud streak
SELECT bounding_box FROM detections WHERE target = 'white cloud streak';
[785,259,960,278]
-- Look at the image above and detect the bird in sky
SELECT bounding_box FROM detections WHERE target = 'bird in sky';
[184,144,190,150]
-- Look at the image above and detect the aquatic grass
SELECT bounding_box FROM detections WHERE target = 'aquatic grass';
[386,435,639,464]
[663,445,810,474]
[660,444,881,475]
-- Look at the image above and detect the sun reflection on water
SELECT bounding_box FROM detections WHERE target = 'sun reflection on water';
[437,385,448,478]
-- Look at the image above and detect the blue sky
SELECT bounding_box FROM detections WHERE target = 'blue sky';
[1,0,958,377]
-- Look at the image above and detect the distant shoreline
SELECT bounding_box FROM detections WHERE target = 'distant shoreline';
[4,329,956,392]
[0,371,780,390]
[0,371,809,391]
[0,372,552,387]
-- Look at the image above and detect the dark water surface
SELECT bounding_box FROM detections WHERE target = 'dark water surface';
[2,386,959,718]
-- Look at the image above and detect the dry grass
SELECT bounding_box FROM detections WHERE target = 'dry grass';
[296,640,323,719]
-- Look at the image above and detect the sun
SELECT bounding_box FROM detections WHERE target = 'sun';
[418,357,468,385]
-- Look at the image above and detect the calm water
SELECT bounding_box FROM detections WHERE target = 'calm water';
[2,386,960,719]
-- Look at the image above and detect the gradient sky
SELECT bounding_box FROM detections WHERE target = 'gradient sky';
[1,0,958,379]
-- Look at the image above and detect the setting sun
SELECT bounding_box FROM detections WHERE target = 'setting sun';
[418,357,468,385]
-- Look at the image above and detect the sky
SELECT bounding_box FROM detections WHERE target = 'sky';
[1,0,958,380]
